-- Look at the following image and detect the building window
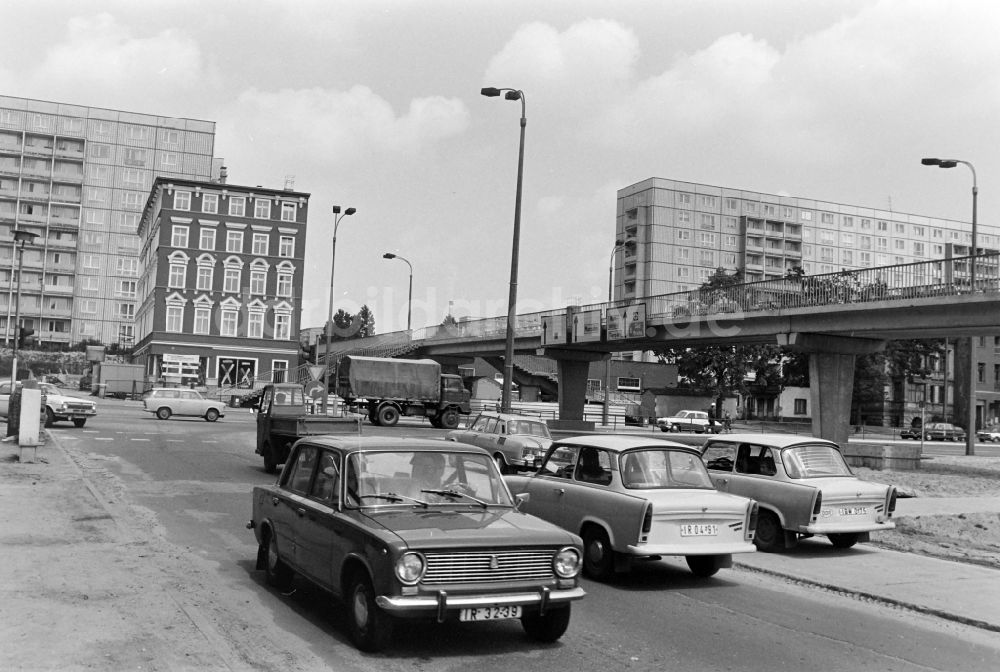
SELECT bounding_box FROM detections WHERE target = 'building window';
[249,269,266,295]
[196,266,213,291]
[199,228,216,250]
[169,263,186,288]
[123,192,142,209]
[202,193,218,214]
[254,199,271,219]
[162,130,180,146]
[226,231,243,253]
[281,202,296,222]
[171,225,189,248]
[117,280,137,298]
[677,230,691,241]
[79,299,98,314]
[89,144,111,159]
[248,311,264,338]
[119,302,135,319]
[221,309,238,337]
[229,196,246,217]
[278,235,294,257]
[794,398,807,415]
[252,232,269,255]
[116,258,138,276]
[161,153,178,167]
[166,306,183,332]
[194,307,211,334]
[800,211,812,221]
[274,313,291,340]
[276,272,292,297]
[616,377,640,391]
[174,191,191,211]
[223,268,241,293]
[978,362,985,383]
[128,126,151,141]
[123,169,145,188]
[821,213,834,224]
[271,360,289,383]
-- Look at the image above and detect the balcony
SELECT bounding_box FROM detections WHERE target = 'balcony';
[0,187,17,199]
[43,283,74,295]
[49,214,80,228]
[22,143,53,156]
[52,170,83,184]
[19,190,51,203]
[21,165,50,179]
[55,147,85,160]
[16,212,47,224]
[39,330,72,345]
[0,162,21,176]
[44,237,77,250]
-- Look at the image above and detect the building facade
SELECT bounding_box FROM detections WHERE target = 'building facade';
[615,177,1000,428]
[0,96,216,348]
[134,177,309,393]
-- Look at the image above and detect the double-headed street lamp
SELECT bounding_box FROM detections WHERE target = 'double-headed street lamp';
[603,238,629,426]
[321,205,356,414]
[382,253,413,332]
[10,229,39,385]
[921,157,977,455]
[481,85,526,414]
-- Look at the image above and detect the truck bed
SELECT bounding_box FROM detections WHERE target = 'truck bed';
[267,414,363,437]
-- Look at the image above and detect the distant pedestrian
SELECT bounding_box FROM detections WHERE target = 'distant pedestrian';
[723,412,732,433]
[707,407,717,433]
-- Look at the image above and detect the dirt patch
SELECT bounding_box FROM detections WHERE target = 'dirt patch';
[854,456,1000,569]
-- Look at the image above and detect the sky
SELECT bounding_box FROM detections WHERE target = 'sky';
[3,0,1000,334]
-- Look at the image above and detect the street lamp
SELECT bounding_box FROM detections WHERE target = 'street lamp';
[382,253,413,332]
[603,238,629,426]
[10,229,39,386]
[481,86,526,414]
[321,205,356,414]
[921,157,977,455]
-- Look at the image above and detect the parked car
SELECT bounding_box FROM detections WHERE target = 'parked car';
[920,422,966,442]
[976,425,1000,442]
[248,436,585,652]
[445,411,553,473]
[142,387,225,421]
[700,433,897,552]
[899,424,922,440]
[505,435,758,581]
[0,381,97,427]
[656,409,719,433]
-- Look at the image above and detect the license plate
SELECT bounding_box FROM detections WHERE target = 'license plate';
[680,524,718,537]
[838,506,869,516]
[459,605,522,621]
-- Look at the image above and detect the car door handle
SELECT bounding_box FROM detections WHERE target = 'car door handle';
[717,478,728,485]
[271,497,280,506]
[296,508,306,517]
[552,488,565,495]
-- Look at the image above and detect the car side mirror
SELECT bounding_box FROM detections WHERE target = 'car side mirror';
[514,492,530,510]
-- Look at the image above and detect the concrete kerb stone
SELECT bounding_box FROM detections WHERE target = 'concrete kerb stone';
[842,442,923,470]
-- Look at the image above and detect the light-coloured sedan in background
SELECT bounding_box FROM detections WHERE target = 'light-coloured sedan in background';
[656,409,719,433]
[142,387,226,421]
[445,410,553,473]
[505,435,758,580]
[700,433,897,552]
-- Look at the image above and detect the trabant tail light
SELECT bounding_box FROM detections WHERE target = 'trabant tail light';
[886,487,897,516]
[746,501,759,540]
[642,503,653,536]
[812,492,823,517]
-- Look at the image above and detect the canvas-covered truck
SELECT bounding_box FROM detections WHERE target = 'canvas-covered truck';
[255,382,362,473]
[336,356,470,429]
[96,362,145,399]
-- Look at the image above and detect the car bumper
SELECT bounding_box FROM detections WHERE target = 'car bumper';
[802,520,896,534]
[376,585,585,618]
[54,410,97,419]
[625,541,756,556]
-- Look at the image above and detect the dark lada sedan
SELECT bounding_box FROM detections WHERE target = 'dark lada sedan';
[248,436,585,652]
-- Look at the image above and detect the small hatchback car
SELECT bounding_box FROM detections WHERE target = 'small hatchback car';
[142,387,225,421]
[445,411,553,473]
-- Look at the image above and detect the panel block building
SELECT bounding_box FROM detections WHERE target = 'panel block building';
[0,96,216,348]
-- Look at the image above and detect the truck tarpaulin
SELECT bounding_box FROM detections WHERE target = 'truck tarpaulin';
[339,357,441,401]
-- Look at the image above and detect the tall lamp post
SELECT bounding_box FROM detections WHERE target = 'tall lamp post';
[321,205,356,414]
[10,229,39,386]
[382,253,413,332]
[921,157,977,455]
[602,239,628,426]
[481,85,526,414]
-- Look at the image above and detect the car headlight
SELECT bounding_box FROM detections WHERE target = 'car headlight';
[553,547,581,579]
[394,552,425,585]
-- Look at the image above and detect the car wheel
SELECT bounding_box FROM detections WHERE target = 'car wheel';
[263,529,293,591]
[72,418,87,428]
[993,436,1000,443]
[44,407,56,428]
[828,533,859,549]
[156,407,172,420]
[659,426,668,433]
[347,570,393,653]
[376,405,399,427]
[753,510,783,553]
[521,605,571,643]
[205,408,220,422]
[671,424,680,433]
[685,555,722,578]
[582,526,615,581]
[439,409,460,429]
[493,453,510,475]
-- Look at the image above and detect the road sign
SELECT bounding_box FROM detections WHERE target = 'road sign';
[541,315,567,346]
[308,365,326,381]
[572,309,602,343]
[607,304,647,340]
[303,379,326,399]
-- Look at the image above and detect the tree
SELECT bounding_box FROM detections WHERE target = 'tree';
[355,304,375,338]
[852,339,945,425]
[330,305,375,341]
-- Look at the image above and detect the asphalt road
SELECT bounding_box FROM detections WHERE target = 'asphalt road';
[46,401,1000,671]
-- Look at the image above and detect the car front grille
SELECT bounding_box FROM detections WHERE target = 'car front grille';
[64,403,95,412]
[422,550,554,584]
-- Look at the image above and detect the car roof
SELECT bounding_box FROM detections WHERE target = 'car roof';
[473,410,546,422]
[297,435,492,456]
[552,434,697,454]
[701,433,840,449]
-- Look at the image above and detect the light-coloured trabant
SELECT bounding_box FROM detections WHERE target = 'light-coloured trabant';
[505,435,758,580]
[700,434,897,552]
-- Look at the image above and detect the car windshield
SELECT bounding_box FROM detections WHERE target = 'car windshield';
[619,448,715,490]
[506,420,550,438]
[346,451,512,507]
[781,444,853,478]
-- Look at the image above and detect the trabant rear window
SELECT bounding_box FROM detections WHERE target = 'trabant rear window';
[620,449,714,490]
[781,444,853,479]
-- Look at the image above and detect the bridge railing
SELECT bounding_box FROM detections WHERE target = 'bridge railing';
[331,252,1000,352]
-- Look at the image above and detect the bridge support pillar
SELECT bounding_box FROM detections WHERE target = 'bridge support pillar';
[778,333,885,446]
[545,349,608,432]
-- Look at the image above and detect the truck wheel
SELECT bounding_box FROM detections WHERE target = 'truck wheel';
[205,408,220,422]
[377,405,400,427]
[72,418,87,428]
[439,409,460,429]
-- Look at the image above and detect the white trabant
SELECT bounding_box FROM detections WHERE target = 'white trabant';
[505,435,758,581]
[700,433,897,552]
